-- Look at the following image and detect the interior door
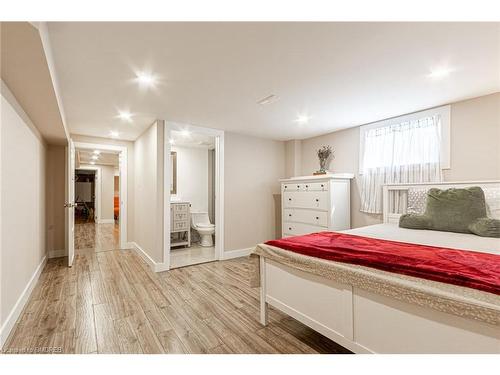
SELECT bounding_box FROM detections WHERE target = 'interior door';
[66,139,76,267]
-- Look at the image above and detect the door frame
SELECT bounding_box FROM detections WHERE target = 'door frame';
[73,141,128,249]
[164,122,225,268]
[75,166,100,223]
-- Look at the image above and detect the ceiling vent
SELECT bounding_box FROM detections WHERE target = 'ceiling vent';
[257,94,279,105]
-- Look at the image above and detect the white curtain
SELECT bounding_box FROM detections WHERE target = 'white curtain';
[360,115,443,214]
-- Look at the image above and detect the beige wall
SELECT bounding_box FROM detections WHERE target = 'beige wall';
[224,132,286,251]
[443,93,500,181]
[46,145,66,253]
[134,121,164,263]
[285,140,302,178]
[1,87,47,342]
[99,165,115,221]
[300,93,500,228]
[71,134,135,240]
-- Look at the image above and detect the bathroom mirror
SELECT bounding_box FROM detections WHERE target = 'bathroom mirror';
[170,151,177,195]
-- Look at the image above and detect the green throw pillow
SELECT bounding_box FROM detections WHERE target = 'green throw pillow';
[468,218,500,238]
[399,186,487,234]
[399,214,431,230]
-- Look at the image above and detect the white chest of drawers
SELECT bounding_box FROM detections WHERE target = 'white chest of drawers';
[170,202,191,247]
[281,174,354,237]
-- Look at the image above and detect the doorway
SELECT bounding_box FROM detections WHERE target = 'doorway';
[66,141,128,264]
[73,148,120,252]
[166,124,224,269]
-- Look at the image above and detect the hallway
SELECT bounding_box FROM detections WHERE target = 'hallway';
[75,223,119,252]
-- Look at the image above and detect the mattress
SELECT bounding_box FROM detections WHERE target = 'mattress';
[252,224,500,325]
[343,223,500,255]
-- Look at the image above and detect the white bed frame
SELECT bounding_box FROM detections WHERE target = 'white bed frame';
[259,180,500,353]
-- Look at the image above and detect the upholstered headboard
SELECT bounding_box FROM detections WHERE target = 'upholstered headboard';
[382,180,500,224]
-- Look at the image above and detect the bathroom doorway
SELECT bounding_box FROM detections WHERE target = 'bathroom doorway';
[167,124,224,269]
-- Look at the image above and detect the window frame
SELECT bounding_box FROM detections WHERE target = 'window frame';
[358,105,451,174]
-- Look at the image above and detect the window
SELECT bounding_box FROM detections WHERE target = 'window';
[359,106,450,214]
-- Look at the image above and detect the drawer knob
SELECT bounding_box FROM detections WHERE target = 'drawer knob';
[321,184,324,187]
[288,227,292,230]
[315,198,319,202]
[288,214,292,217]
[305,185,308,188]
[316,216,319,219]
[297,185,300,188]
[288,198,292,201]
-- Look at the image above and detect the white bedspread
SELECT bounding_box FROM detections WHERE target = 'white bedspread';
[343,223,500,255]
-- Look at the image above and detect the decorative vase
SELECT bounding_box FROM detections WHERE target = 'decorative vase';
[314,146,333,175]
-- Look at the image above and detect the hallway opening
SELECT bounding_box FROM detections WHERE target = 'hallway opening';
[72,145,125,253]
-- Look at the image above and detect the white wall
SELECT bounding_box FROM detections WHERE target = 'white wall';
[134,121,164,263]
[172,145,209,213]
[1,86,47,346]
[224,132,286,251]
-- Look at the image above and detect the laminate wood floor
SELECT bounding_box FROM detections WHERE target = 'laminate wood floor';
[75,222,119,252]
[2,248,351,354]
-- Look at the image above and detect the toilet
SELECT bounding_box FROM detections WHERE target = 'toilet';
[191,212,215,247]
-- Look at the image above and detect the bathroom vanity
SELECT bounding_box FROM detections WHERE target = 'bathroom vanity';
[170,201,191,248]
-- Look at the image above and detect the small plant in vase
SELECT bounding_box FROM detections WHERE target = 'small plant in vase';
[314,145,334,175]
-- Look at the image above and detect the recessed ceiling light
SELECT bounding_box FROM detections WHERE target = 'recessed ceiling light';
[295,115,310,124]
[428,67,453,79]
[91,155,99,160]
[135,72,157,87]
[93,150,101,155]
[90,161,96,165]
[181,130,190,137]
[110,131,119,138]
[117,111,133,122]
[169,138,175,145]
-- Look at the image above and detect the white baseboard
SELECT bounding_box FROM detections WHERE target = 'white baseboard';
[154,263,170,272]
[48,249,66,259]
[223,247,253,260]
[0,255,47,349]
[129,242,169,273]
[97,219,115,224]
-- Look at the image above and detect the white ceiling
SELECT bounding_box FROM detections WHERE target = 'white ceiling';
[76,148,119,167]
[47,22,500,141]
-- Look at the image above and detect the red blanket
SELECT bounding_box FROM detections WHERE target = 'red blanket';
[265,232,500,295]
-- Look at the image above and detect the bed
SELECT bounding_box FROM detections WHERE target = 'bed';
[252,181,500,353]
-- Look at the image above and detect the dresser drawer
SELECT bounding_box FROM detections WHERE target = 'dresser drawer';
[306,182,328,191]
[283,181,329,192]
[282,183,306,191]
[173,220,189,231]
[173,212,189,221]
[284,208,328,227]
[283,222,326,236]
[283,191,329,210]
[173,203,189,212]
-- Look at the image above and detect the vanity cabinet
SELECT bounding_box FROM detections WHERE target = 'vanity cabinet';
[170,202,191,248]
[281,174,354,237]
